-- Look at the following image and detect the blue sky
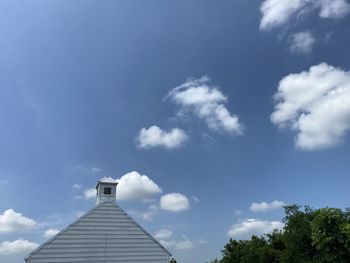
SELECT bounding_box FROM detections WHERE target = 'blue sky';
[1,0,350,262]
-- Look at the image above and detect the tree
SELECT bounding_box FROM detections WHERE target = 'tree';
[280,205,316,263]
[311,208,350,262]
[207,205,350,263]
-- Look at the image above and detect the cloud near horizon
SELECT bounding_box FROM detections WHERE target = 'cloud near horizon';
[0,209,36,233]
[227,219,284,239]
[271,63,350,150]
[167,76,244,135]
[0,240,38,255]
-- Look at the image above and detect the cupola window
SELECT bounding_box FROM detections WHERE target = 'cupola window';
[104,187,112,195]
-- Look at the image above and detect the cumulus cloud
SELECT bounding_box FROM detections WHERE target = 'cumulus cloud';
[227,219,284,239]
[271,63,350,150]
[43,229,60,238]
[137,126,188,149]
[290,31,316,54]
[84,188,96,199]
[250,200,286,212]
[0,239,38,255]
[83,171,162,202]
[0,209,36,233]
[154,229,173,239]
[260,0,350,30]
[167,76,244,135]
[116,171,162,202]
[160,193,190,212]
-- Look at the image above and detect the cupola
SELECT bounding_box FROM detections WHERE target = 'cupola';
[95,176,118,204]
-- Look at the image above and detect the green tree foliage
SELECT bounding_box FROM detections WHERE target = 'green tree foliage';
[208,205,350,263]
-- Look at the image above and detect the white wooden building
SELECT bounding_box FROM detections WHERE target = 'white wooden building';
[25,177,172,263]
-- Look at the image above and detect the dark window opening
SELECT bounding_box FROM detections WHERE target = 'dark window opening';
[104,187,112,195]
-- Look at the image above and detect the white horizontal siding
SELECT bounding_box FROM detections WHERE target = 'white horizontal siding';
[26,202,170,263]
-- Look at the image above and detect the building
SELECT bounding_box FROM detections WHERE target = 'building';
[25,177,172,263]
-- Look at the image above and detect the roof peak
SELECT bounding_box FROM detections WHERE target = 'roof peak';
[95,176,118,188]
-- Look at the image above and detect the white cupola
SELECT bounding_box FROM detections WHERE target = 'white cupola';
[95,176,118,204]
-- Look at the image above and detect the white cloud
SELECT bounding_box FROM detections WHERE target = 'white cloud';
[0,209,36,233]
[227,219,284,239]
[290,31,316,54]
[318,0,350,18]
[160,193,190,212]
[192,196,199,203]
[175,240,194,250]
[0,239,38,255]
[116,171,162,201]
[141,204,158,221]
[154,229,173,239]
[137,126,188,149]
[43,229,60,238]
[260,0,309,30]
[271,63,350,150]
[73,165,101,173]
[167,76,244,135]
[260,0,350,30]
[250,200,286,212]
[83,171,162,203]
[84,188,96,199]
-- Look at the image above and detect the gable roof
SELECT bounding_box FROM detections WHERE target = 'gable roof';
[25,201,171,263]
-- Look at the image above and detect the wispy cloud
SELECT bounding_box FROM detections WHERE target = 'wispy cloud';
[290,31,316,54]
[250,200,286,212]
[167,76,244,135]
[154,229,173,240]
[141,204,158,221]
